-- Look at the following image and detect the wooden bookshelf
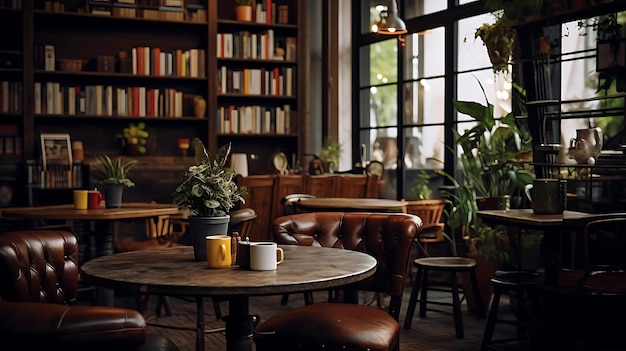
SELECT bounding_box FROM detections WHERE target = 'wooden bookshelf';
[0,0,308,206]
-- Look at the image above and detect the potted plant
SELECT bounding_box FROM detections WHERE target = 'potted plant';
[453,80,534,208]
[117,122,149,156]
[172,138,247,261]
[91,155,139,208]
[318,138,342,173]
[234,0,253,22]
[474,0,542,76]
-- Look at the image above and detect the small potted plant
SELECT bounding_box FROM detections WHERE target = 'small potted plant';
[235,0,253,22]
[172,138,247,261]
[318,138,342,173]
[91,155,138,208]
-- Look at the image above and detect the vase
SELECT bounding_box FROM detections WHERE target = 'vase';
[193,96,206,118]
[235,5,252,22]
[188,215,230,261]
[103,184,124,209]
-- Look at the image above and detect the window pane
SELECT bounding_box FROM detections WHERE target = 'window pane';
[403,125,445,170]
[406,0,446,18]
[458,13,498,72]
[404,27,445,80]
[362,128,398,200]
[403,78,445,125]
[360,85,398,128]
[457,70,512,123]
[360,39,399,86]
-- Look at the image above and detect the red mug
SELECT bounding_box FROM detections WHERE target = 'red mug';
[88,190,103,209]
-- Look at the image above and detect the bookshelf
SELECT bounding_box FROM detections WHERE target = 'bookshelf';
[0,0,308,207]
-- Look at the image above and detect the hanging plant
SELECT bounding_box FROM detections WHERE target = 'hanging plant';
[475,20,516,76]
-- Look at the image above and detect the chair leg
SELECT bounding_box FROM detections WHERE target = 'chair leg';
[419,268,429,318]
[450,271,464,339]
[470,270,486,318]
[482,285,502,351]
[156,296,172,317]
[280,293,289,305]
[404,266,423,330]
[212,297,223,319]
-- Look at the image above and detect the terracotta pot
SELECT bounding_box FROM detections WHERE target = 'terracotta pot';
[463,253,500,314]
[235,5,252,22]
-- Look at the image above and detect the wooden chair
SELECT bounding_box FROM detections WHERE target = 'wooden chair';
[403,199,446,256]
[529,217,626,351]
[304,174,337,198]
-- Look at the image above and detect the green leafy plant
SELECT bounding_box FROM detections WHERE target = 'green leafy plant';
[235,0,252,5]
[318,138,342,171]
[91,155,138,188]
[117,122,149,155]
[172,139,246,217]
[475,20,516,76]
[406,170,433,201]
[453,79,533,202]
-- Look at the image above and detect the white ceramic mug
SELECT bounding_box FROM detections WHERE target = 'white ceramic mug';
[250,242,284,271]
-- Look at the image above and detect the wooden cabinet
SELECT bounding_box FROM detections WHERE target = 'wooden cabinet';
[238,174,380,241]
[0,0,308,207]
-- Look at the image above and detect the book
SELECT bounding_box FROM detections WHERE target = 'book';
[44,45,55,71]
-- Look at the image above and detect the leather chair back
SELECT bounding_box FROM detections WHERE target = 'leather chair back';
[272,212,422,317]
[0,230,78,304]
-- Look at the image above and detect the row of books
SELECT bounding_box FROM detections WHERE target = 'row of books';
[0,0,21,9]
[217,104,294,135]
[26,162,85,189]
[218,66,295,97]
[250,0,289,25]
[34,44,206,78]
[40,0,206,22]
[0,135,21,156]
[0,124,21,156]
[131,47,206,78]
[34,82,191,118]
[0,81,22,114]
[217,30,296,61]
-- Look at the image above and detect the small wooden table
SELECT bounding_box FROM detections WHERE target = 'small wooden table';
[81,245,377,351]
[298,197,407,213]
[478,209,597,282]
[2,202,181,305]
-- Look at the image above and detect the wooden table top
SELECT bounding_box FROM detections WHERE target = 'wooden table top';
[298,197,407,212]
[1,202,181,221]
[477,209,597,228]
[81,245,377,297]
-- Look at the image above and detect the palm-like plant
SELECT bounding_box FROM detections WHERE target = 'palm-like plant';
[91,155,138,188]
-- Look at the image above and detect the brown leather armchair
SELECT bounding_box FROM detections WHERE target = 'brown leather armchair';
[0,229,179,351]
[254,212,423,351]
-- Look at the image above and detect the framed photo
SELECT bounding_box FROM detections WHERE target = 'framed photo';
[40,134,72,169]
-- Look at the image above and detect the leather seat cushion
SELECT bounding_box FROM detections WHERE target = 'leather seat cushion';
[254,303,399,351]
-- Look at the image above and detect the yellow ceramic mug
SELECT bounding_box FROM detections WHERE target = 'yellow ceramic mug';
[73,190,88,210]
[206,235,232,268]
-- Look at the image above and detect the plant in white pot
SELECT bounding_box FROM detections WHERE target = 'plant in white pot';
[91,155,138,208]
[173,138,246,261]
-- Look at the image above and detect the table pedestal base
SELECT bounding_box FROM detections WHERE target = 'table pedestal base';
[193,296,258,351]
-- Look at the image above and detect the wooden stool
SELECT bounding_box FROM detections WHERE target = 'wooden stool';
[481,270,539,351]
[404,257,485,338]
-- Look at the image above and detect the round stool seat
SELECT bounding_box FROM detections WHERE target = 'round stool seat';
[254,302,399,351]
[414,257,477,271]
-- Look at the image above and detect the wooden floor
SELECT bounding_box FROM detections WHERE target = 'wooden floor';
[108,285,527,351]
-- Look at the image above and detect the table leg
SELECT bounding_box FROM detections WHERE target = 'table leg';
[93,220,115,306]
[195,297,205,351]
[225,296,258,351]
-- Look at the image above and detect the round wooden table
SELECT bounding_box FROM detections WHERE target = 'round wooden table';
[297,197,407,213]
[81,245,377,351]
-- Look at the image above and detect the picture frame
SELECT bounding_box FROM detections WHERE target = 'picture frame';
[40,134,72,169]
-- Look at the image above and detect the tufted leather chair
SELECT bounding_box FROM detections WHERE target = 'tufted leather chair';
[0,229,179,351]
[254,212,423,351]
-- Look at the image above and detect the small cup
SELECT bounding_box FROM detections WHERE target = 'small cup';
[88,190,103,209]
[237,241,251,269]
[206,235,232,268]
[73,190,88,210]
[250,242,284,271]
